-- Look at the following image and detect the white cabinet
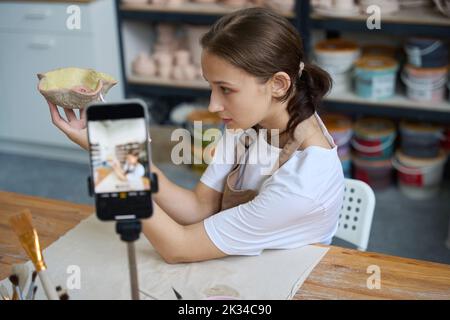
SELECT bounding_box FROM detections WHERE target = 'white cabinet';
[0,32,93,145]
[0,0,124,159]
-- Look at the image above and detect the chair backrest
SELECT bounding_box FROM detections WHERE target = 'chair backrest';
[334,178,376,251]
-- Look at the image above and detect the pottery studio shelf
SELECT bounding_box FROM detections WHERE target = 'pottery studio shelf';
[115,0,450,124]
[305,2,450,123]
[120,2,295,24]
[128,74,211,97]
[323,91,450,124]
[310,5,450,38]
[128,74,450,123]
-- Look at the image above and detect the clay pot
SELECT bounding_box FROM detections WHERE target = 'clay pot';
[183,64,197,81]
[158,65,172,79]
[132,53,156,76]
[154,51,173,68]
[172,65,185,80]
[174,49,191,66]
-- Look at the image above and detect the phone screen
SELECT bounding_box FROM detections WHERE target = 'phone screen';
[86,101,153,221]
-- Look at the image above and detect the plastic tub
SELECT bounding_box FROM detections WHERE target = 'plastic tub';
[314,38,360,74]
[352,117,397,161]
[322,113,353,158]
[330,70,352,94]
[405,38,449,68]
[392,149,447,199]
[400,121,444,158]
[402,65,448,103]
[353,156,393,190]
[361,44,398,58]
[354,55,399,99]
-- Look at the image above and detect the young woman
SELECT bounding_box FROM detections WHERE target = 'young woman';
[46,8,344,263]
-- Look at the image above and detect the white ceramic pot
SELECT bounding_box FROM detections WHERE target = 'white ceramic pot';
[154,52,173,68]
[174,49,191,66]
[171,65,184,80]
[183,64,197,80]
[158,65,172,79]
[132,53,156,76]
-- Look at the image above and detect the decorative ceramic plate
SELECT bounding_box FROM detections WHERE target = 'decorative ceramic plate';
[37,67,117,109]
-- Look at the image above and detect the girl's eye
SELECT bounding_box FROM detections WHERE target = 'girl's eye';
[221,87,231,94]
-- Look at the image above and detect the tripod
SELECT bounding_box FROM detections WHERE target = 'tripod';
[116,219,142,300]
[88,172,158,300]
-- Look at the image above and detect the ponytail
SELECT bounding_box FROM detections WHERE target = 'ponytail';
[285,63,332,138]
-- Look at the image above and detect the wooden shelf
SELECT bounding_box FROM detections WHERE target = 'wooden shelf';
[120,2,295,19]
[128,75,450,122]
[323,90,450,123]
[310,6,450,37]
[129,74,209,89]
[311,6,450,26]
[326,90,450,114]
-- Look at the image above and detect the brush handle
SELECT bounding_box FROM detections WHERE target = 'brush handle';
[38,270,59,300]
[25,281,35,300]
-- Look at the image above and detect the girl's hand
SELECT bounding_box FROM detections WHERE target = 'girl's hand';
[47,100,89,151]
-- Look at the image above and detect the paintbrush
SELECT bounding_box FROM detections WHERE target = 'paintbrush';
[25,271,37,300]
[9,209,59,300]
[12,264,29,298]
[31,286,38,300]
[9,274,20,300]
[0,284,10,300]
[172,286,183,300]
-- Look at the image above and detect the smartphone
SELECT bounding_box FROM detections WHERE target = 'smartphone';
[86,99,153,221]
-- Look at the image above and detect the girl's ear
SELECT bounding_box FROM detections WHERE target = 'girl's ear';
[270,72,291,98]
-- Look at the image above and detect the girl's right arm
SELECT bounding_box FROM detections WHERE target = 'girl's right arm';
[47,100,222,224]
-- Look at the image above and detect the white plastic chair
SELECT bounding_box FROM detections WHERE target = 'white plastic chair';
[334,178,376,251]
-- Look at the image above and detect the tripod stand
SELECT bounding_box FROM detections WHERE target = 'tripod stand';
[116,219,142,300]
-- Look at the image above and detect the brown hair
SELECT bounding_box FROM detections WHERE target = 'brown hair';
[200,7,332,138]
[127,150,140,158]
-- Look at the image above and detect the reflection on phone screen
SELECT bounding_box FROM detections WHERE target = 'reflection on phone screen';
[88,118,150,194]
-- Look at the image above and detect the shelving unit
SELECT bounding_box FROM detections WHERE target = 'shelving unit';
[114,0,450,124]
[309,5,450,38]
[120,1,295,23]
[305,0,450,124]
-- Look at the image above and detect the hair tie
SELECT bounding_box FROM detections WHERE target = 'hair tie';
[298,61,305,77]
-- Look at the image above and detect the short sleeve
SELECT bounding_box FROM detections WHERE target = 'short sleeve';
[203,179,330,256]
[200,130,238,192]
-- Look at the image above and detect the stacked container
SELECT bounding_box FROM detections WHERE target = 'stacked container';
[322,113,353,178]
[314,39,360,94]
[354,55,399,100]
[403,38,449,103]
[393,121,447,199]
[352,117,396,189]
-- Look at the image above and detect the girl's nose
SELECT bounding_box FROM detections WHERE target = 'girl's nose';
[208,90,224,113]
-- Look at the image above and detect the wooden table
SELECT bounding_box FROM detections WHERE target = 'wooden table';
[1,191,449,300]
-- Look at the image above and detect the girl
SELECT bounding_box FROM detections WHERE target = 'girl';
[46,8,344,263]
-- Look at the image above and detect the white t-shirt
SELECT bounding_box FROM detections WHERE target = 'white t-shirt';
[122,162,145,181]
[201,113,344,256]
